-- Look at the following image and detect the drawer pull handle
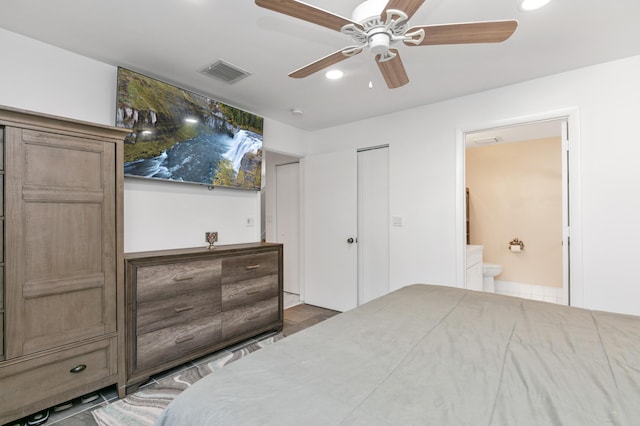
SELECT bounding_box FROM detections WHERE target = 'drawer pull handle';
[246,290,261,295]
[245,264,260,270]
[245,315,261,322]
[70,364,87,374]
[173,273,195,281]
[175,334,194,344]
[174,305,194,313]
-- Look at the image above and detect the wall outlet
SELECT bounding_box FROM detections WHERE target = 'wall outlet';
[205,232,218,244]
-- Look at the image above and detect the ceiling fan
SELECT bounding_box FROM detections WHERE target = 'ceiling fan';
[255,0,518,89]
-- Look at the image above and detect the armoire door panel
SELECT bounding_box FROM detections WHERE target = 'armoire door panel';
[22,130,105,190]
[5,125,117,357]
[24,203,104,281]
[23,273,105,299]
[23,287,107,354]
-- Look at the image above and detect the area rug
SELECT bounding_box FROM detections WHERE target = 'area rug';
[92,334,283,426]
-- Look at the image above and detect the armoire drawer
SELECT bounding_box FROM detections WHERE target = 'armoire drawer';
[137,288,221,335]
[221,251,279,284]
[221,275,279,311]
[0,337,117,418]
[136,258,221,303]
[136,314,222,371]
[222,297,279,340]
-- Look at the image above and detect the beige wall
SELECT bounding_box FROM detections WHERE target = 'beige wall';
[466,137,562,288]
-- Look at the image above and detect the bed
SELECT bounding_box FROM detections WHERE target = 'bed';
[155,284,640,425]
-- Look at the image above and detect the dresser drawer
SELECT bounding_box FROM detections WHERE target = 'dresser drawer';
[137,288,221,335]
[221,251,279,284]
[222,275,278,311]
[136,258,221,303]
[136,314,222,371]
[0,337,117,418]
[222,297,279,340]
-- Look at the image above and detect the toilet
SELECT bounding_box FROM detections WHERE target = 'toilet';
[482,263,503,293]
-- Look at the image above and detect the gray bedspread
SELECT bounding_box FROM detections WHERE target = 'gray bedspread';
[155,284,640,425]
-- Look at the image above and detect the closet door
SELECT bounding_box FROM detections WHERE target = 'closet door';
[357,147,389,304]
[304,150,358,312]
[276,162,300,295]
[5,127,117,357]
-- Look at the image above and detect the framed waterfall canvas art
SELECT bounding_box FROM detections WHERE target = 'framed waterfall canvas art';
[115,67,263,190]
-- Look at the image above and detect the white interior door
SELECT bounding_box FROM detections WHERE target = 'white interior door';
[561,119,570,305]
[304,150,358,312]
[357,147,390,304]
[276,162,300,294]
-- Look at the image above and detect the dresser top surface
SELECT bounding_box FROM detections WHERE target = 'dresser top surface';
[125,242,282,261]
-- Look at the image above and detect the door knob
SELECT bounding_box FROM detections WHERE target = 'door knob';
[347,237,355,244]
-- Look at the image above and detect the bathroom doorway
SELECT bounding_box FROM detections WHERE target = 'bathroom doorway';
[463,118,570,305]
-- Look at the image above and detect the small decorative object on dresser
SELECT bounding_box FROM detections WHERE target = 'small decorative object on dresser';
[0,106,128,425]
[123,242,283,393]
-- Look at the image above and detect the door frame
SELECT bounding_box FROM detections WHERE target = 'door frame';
[455,107,583,307]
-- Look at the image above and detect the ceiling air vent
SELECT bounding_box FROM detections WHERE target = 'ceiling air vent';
[201,60,251,84]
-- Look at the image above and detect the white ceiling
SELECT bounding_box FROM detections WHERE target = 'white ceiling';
[1,0,640,131]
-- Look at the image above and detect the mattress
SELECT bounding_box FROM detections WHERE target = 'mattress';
[155,284,640,425]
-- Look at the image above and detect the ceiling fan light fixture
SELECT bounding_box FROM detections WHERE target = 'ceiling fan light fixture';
[325,69,344,80]
[520,0,551,11]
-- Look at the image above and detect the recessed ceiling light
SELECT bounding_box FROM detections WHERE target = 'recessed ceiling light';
[520,0,551,11]
[325,70,344,80]
[291,108,304,116]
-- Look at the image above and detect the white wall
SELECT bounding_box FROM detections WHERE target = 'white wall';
[5,27,640,316]
[308,54,640,316]
[0,28,307,253]
[0,28,116,125]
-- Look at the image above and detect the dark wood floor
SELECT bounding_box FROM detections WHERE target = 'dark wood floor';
[283,303,340,336]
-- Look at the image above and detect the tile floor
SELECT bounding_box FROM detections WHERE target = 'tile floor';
[4,303,339,426]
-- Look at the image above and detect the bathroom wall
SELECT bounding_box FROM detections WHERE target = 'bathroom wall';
[466,137,562,288]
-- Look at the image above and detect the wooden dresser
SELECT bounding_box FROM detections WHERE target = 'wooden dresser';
[0,106,127,424]
[124,243,283,392]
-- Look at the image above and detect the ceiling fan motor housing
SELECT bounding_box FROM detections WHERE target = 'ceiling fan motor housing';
[369,30,391,55]
[352,0,388,23]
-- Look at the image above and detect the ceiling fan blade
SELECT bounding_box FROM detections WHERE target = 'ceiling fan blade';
[382,0,426,20]
[255,0,363,32]
[376,49,409,89]
[289,47,362,78]
[405,20,518,46]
